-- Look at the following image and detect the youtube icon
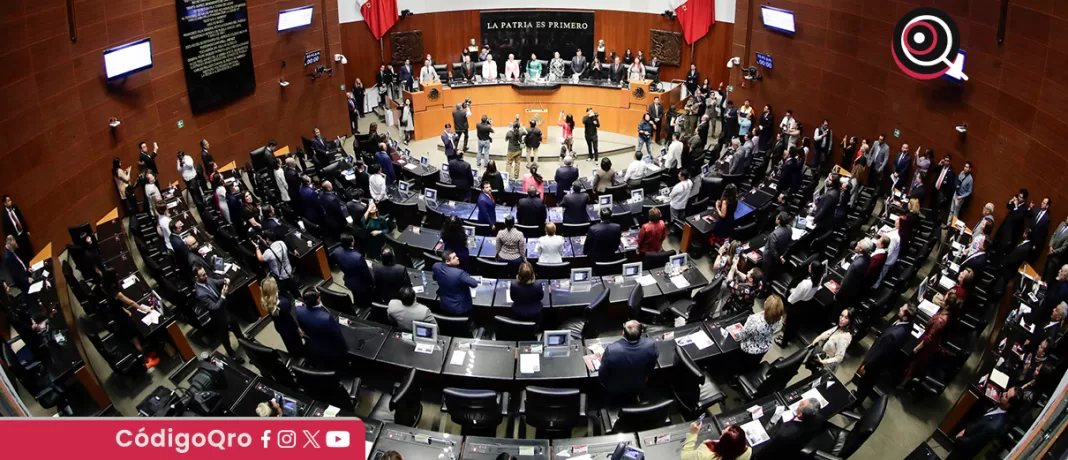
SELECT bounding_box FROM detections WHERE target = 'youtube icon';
[326,431,350,448]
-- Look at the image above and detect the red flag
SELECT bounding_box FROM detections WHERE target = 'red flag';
[672,0,715,44]
[359,0,398,40]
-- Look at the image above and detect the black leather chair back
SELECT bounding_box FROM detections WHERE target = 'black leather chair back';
[389,367,423,427]
[467,221,493,237]
[627,284,645,318]
[561,222,591,237]
[642,250,676,269]
[757,347,807,397]
[614,399,674,432]
[686,281,722,322]
[473,257,516,278]
[317,286,357,316]
[594,258,626,276]
[423,251,444,267]
[238,338,298,388]
[442,388,502,433]
[606,183,628,203]
[516,224,544,239]
[368,302,390,325]
[392,201,422,233]
[525,386,581,434]
[424,206,446,230]
[431,313,473,338]
[435,182,460,202]
[581,289,612,338]
[535,261,570,280]
[671,344,704,409]
[493,315,538,341]
[292,365,356,411]
[841,395,888,457]
[641,174,662,196]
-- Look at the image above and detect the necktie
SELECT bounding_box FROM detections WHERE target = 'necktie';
[936,167,947,189]
[9,209,21,234]
[1037,210,1045,224]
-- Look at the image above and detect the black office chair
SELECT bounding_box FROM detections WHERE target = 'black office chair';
[627,283,664,327]
[467,221,493,237]
[436,182,461,202]
[292,365,361,412]
[492,315,539,341]
[642,250,676,270]
[317,285,358,317]
[368,301,390,325]
[518,386,587,439]
[802,395,888,459]
[641,174,662,197]
[669,344,725,419]
[392,201,422,233]
[473,257,518,278]
[535,261,570,280]
[516,224,544,239]
[423,251,444,268]
[594,258,626,276]
[559,289,611,339]
[561,222,591,237]
[606,399,675,433]
[388,367,423,426]
[606,183,628,203]
[424,206,446,230]
[431,313,476,338]
[2,338,68,412]
[441,388,509,436]
[238,338,300,389]
[735,347,808,401]
[667,281,721,323]
[386,235,416,268]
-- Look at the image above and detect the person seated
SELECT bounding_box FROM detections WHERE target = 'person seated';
[584,207,622,263]
[752,398,825,460]
[681,423,750,460]
[433,250,479,315]
[516,186,547,227]
[733,291,781,370]
[510,262,545,323]
[947,387,1032,460]
[374,247,412,303]
[598,320,659,403]
[388,286,435,331]
[561,183,590,224]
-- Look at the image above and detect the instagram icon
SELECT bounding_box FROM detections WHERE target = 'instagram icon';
[277,430,297,449]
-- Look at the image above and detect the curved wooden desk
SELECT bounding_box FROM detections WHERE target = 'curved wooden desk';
[404,81,680,140]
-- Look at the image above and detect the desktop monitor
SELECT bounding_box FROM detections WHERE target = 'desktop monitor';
[669,253,688,268]
[761,5,796,34]
[599,195,613,207]
[463,226,475,237]
[398,180,411,192]
[630,189,644,203]
[623,262,642,278]
[425,188,438,203]
[441,163,449,172]
[543,330,570,349]
[420,156,429,166]
[733,201,755,220]
[103,38,153,81]
[571,268,592,283]
[277,6,314,32]
[702,164,709,175]
[413,321,437,343]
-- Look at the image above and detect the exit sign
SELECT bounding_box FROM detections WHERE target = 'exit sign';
[893,128,900,138]
[727,85,734,92]
[340,84,346,91]
[177,120,184,129]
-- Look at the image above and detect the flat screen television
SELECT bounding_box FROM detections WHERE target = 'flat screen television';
[278,6,314,32]
[104,38,153,81]
[761,5,796,34]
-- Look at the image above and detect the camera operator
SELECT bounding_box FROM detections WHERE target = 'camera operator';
[255,228,299,298]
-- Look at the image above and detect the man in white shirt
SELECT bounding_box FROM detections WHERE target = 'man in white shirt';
[368,163,388,202]
[481,54,498,82]
[874,219,901,288]
[664,133,684,172]
[812,119,832,170]
[176,151,196,187]
[419,59,439,85]
[624,151,648,185]
[668,169,693,222]
[779,109,797,147]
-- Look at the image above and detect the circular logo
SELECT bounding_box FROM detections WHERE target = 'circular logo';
[428,88,440,100]
[632,87,646,100]
[891,7,961,80]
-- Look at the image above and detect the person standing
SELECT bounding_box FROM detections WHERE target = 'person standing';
[684,64,699,95]
[388,286,435,331]
[570,49,587,81]
[433,250,480,315]
[255,229,298,296]
[346,91,359,135]
[2,196,32,262]
[812,119,833,172]
[852,306,912,407]
[524,120,542,164]
[867,134,891,190]
[758,105,775,151]
[584,207,622,263]
[495,215,525,265]
[505,122,525,179]
[459,55,476,82]
[448,150,473,194]
[261,276,304,357]
[504,54,521,81]
[517,187,547,227]
[549,52,566,81]
[561,183,590,224]
[637,208,667,254]
[931,154,955,221]
[400,99,415,144]
[947,388,1031,460]
[752,399,825,460]
[947,161,973,225]
[296,290,349,370]
[334,233,376,309]
[481,54,498,82]
[1030,197,1052,263]
[762,212,793,283]
[526,53,543,80]
[583,108,600,161]
[636,114,654,157]
[734,295,784,370]
[193,265,246,363]
[558,112,575,156]
[4,236,30,293]
[452,103,470,153]
[608,56,625,84]
[474,115,494,167]
[598,320,659,403]
[419,59,439,85]
[510,262,545,322]
[399,59,414,92]
[647,96,664,144]
[536,223,565,264]
[668,169,693,222]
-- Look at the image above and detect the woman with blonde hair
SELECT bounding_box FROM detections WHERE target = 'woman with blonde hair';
[735,293,784,370]
[537,222,565,264]
[262,276,303,356]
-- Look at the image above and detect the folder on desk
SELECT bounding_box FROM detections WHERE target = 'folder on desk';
[740,420,770,446]
[520,354,540,373]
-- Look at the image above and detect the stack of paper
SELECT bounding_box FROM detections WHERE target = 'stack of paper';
[938,275,957,290]
[519,354,540,374]
[740,420,771,446]
[670,276,690,289]
[690,331,714,350]
[140,310,161,326]
[30,261,44,272]
[990,369,1010,389]
[918,300,940,318]
[449,350,467,365]
[637,275,657,286]
[27,281,44,294]
[324,405,341,417]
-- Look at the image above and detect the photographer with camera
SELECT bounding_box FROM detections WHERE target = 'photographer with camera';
[255,228,299,298]
[476,115,494,167]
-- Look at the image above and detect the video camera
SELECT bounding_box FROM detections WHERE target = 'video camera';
[462,97,472,109]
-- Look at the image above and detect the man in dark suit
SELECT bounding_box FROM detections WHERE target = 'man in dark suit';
[853,306,913,407]
[452,103,470,153]
[193,265,245,363]
[373,247,412,304]
[448,153,473,194]
[647,96,664,144]
[598,320,659,402]
[947,387,1031,460]
[960,238,987,275]
[442,124,458,159]
[584,207,622,263]
[931,154,955,220]
[458,56,476,82]
[4,236,31,293]
[167,221,192,278]
[334,233,375,309]
[476,182,496,229]
[608,56,625,83]
[835,240,872,306]
[554,156,580,200]
[299,176,323,225]
[1045,216,1068,280]
[399,59,414,92]
[200,139,213,166]
[762,212,793,282]
[1029,197,1051,263]
[561,184,590,224]
[138,141,159,175]
[183,236,211,277]
[892,144,911,189]
[516,187,547,227]
[754,398,826,460]
[284,158,302,212]
[867,235,889,285]
[311,128,330,159]
[776,150,803,197]
[811,176,841,238]
[1031,263,1068,326]
[318,181,346,239]
[684,64,699,94]
[1002,229,1034,280]
[347,91,359,134]
[995,189,1029,254]
[3,195,32,262]
[433,250,479,315]
[296,290,349,370]
[374,143,396,184]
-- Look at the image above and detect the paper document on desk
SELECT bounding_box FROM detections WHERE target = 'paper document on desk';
[569,455,592,460]
[740,420,771,446]
[879,225,893,234]
[449,350,467,366]
[27,281,44,294]
[637,275,657,286]
[948,262,960,272]
[791,227,805,240]
[951,241,964,252]
[938,275,956,290]
[912,324,925,338]
[918,300,940,318]
[990,369,1010,388]
[30,261,44,272]
[121,275,137,289]
[798,388,829,408]
[670,275,690,289]
[519,353,540,374]
[689,331,714,350]
[141,310,161,326]
[413,286,424,294]
[324,405,341,417]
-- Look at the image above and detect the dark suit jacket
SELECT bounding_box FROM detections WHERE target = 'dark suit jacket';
[201,149,214,167]
[284,167,301,204]
[1031,209,1051,260]
[1033,278,1068,325]
[452,108,469,130]
[893,152,911,178]
[296,304,349,367]
[585,221,622,263]
[459,63,475,81]
[863,321,912,372]
[311,135,329,155]
[375,151,396,184]
[442,131,458,158]
[951,412,1009,460]
[334,247,375,306]
[4,247,29,291]
[960,251,986,275]
[373,263,412,303]
[753,415,827,460]
[647,103,664,126]
[763,225,792,263]
[813,189,840,233]
[1002,240,1033,278]
[554,166,580,200]
[516,196,547,227]
[608,63,625,82]
[838,254,871,304]
[3,205,28,238]
[399,65,414,86]
[194,278,230,327]
[599,337,658,395]
[933,164,955,199]
[299,185,323,224]
[777,158,803,194]
[448,158,473,192]
[561,193,590,224]
[476,192,496,227]
[169,234,192,275]
[319,191,345,234]
[433,262,479,315]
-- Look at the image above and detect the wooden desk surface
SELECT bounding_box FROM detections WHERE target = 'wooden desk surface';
[96,208,119,226]
[29,243,53,266]
[1019,263,1040,281]
[219,161,238,172]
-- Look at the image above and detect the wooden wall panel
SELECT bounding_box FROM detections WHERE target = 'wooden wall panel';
[340,9,734,90]
[728,0,1068,264]
[0,0,350,250]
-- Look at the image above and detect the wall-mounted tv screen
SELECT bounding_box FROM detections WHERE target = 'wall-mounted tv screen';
[761,5,796,34]
[104,38,153,81]
[278,6,314,32]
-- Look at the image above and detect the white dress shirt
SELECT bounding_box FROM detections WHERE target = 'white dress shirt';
[665,140,684,170]
[369,173,387,201]
[624,160,647,182]
[273,168,290,202]
[177,155,196,182]
[669,179,692,210]
[159,214,172,250]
